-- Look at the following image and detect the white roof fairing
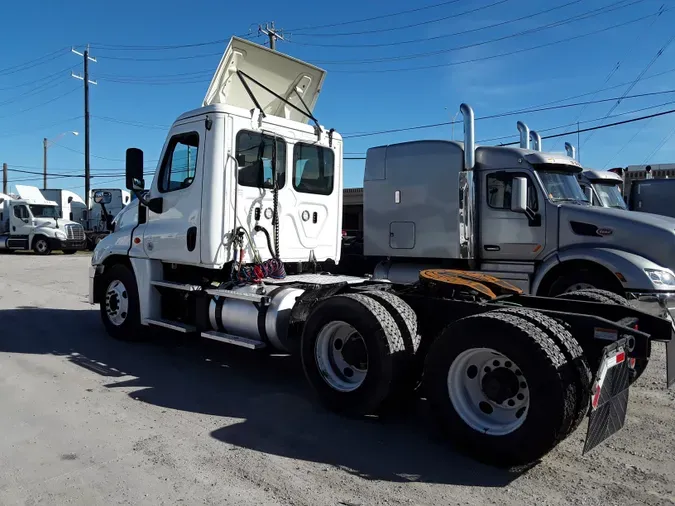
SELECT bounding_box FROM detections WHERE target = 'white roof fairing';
[202,37,326,124]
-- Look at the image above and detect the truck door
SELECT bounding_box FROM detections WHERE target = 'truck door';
[480,170,546,261]
[10,203,32,237]
[142,119,205,264]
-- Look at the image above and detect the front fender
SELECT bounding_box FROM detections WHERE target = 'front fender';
[532,247,673,294]
[34,227,62,239]
[91,227,146,266]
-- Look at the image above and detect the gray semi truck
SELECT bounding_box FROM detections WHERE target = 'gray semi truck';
[340,104,675,327]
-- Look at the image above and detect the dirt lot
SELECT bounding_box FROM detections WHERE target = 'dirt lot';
[0,254,674,506]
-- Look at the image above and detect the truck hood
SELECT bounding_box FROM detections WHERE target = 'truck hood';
[33,217,80,229]
[559,204,675,270]
[202,36,326,123]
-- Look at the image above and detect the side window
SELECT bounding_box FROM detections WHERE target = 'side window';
[236,131,286,189]
[13,206,28,219]
[486,173,538,212]
[293,143,335,195]
[158,132,199,193]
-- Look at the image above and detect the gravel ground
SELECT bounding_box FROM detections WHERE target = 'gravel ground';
[0,254,674,506]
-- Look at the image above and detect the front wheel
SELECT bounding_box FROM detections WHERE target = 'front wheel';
[32,236,52,255]
[424,311,577,468]
[99,264,146,341]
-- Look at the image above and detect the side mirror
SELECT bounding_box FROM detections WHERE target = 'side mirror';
[236,154,246,167]
[583,185,593,203]
[67,196,73,204]
[126,148,145,191]
[93,190,112,205]
[511,177,528,213]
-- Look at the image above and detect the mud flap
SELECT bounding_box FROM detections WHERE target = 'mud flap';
[583,339,631,455]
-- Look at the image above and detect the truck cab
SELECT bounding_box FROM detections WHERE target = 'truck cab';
[0,185,87,254]
[577,169,626,209]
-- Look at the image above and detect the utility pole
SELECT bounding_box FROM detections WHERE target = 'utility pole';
[258,22,284,50]
[2,163,7,194]
[43,138,47,189]
[71,45,97,207]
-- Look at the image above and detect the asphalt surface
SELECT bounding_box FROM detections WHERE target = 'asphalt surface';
[0,254,674,506]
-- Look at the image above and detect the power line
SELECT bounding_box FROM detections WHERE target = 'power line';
[0,64,79,91]
[94,51,223,62]
[293,0,510,39]
[285,0,463,33]
[92,115,170,130]
[0,116,83,139]
[499,107,675,145]
[324,8,665,73]
[290,0,582,48]
[642,122,675,163]
[343,88,675,139]
[86,31,258,51]
[0,47,69,77]
[0,74,71,108]
[312,0,646,65]
[0,86,79,120]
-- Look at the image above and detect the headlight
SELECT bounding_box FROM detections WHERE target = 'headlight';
[55,230,67,239]
[645,269,675,287]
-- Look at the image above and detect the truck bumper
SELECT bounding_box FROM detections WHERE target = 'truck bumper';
[48,238,88,251]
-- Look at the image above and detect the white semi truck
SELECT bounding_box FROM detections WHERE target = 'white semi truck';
[43,187,131,248]
[89,36,674,468]
[0,185,87,254]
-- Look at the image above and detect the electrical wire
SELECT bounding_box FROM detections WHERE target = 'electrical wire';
[0,86,79,120]
[312,0,647,65]
[0,47,69,77]
[324,8,665,73]
[291,0,510,39]
[343,88,675,139]
[284,0,463,33]
[289,0,581,48]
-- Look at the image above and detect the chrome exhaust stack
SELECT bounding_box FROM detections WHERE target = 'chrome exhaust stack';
[517,121,530,149]
[565,142,576,160]
[460,103,475,170]
[530,130,542,152]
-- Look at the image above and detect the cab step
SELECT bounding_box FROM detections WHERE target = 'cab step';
[205,288,270,305]
[146,318,196,333]
[151,280,202,292]
[201,330,266,349]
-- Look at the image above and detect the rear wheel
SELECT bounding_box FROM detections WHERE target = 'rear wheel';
[423,311,576,468]
[300,293,408,416]
[555,289,647,384]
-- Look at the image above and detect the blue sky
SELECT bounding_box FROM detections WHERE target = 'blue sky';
[0,0,674,194]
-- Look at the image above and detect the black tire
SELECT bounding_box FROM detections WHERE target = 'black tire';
[300,293,408,416]
[32,236,51,255]
[494,308,592,436]
[361,289,423,404]
[548,268,621,297]
[62,249,77,255]
[423,311,576,468]
[555,290,647,384]
[99,263,146,342]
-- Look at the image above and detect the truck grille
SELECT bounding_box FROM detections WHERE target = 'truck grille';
[65,223,85,241]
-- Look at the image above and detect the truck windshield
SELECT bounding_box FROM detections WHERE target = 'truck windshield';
[594,183,627,209]
[29,205,60,218]
[537,170,589,204]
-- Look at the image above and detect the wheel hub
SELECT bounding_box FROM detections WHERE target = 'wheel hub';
[314,321,368,392]
[448,348,530,436]
[481,367,520,404]
[105,280,129,326]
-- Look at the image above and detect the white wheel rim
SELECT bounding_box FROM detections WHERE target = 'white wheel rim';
[314,321,368,392]
[105,280,129,326]
[448,348,529,436]
[563,283,594,293]
[36,240,47,253]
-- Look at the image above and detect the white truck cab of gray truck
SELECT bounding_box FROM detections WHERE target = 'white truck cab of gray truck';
[0,185,87,254]
[360,108,675,321]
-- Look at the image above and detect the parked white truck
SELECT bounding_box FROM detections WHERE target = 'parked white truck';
[43,187,131,248]
[88,36,674,469]
[0,185,87,254]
